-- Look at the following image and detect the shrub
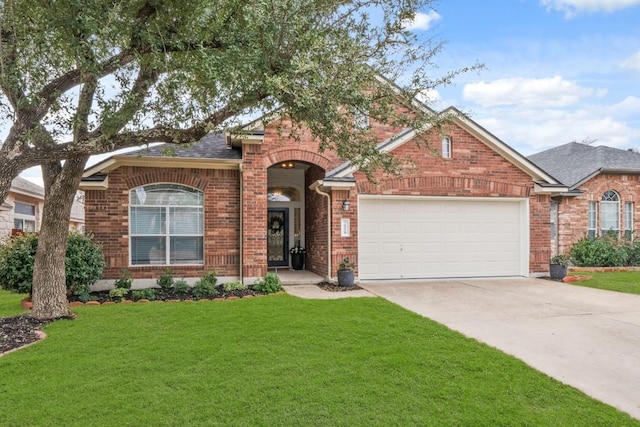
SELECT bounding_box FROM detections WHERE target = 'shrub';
[114,268,133,290]
[568,235,640,267]
[131,288,157,301]
[193,280,218,300]
[0,232,104,295]
[65,232,106,296]
[200,269,217,287]
[222,281,247,292]
[173,279,190,297]
[108,287,129,301]
[0,233,38,294]
[156,268,174,291]
[253,272,282,294]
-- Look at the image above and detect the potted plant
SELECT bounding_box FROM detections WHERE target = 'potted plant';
[549,254,570,280]
[290,245,306,270]
[337,257,356,287]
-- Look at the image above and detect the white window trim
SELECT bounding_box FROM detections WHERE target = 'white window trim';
[625,201,634,240]
[129,184,204,266]
[600,190,620,237]
[588,201,597,238]
[13,201,37,232]
[442,136,452,158]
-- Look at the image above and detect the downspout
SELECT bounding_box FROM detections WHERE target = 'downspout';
[239,163,244,283]
[313,182,332,280]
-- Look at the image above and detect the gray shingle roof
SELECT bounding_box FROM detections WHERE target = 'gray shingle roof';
[122,133,241,160]
[11,176,44,198]
[528,142,640,188]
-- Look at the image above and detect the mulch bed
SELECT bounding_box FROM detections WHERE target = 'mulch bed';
[1,314,52,355]
[317,282,363,292]
[67,288,263,304]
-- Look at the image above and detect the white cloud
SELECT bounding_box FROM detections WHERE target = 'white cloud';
[462,76,594,108]
[621,51,640,70]
[470,104,640,156]
[541,0,640,16]
[402,10,441,31]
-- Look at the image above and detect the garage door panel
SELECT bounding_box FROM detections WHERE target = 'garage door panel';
[359,198,526,280]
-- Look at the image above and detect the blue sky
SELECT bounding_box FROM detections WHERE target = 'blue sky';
[18,0,640,185]
[407,0,640,155]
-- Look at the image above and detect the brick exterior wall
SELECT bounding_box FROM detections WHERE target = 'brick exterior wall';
[85,166,240,280]
[556,173,640,254]
[305,166,328,276]
[85,110,553,281]
[354,126,551,274]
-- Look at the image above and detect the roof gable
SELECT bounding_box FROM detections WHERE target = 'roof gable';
[326,107,561,187]
[528,142,640,188]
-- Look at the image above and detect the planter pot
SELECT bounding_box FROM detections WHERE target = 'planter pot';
[21,297,32,310]
[337,269,355,287]
[291,253,305,270]
[549,264,568,280]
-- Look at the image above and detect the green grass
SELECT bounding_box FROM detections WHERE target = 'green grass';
[571,271,640,295]
[0,291,637,426]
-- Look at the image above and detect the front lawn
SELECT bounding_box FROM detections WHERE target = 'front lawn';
[0,291,637,426]
[570,270,640,295]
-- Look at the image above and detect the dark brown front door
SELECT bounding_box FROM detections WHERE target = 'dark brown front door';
[267,208,288,267]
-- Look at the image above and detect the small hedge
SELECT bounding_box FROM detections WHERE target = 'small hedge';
[0,232,105,296]
[570,236,640,267]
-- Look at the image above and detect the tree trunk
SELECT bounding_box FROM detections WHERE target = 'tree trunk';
[30,156,89,320]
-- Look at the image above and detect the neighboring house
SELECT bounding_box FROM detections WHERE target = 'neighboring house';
[81,102,567,285]
[0,177,45,238]
[529,142,640,255]
[0,177,85,239]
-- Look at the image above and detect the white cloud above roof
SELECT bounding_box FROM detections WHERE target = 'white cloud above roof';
[541,0,640,16]
[402,11,441,31]
[620,51,640,71]
[462,76,595,108]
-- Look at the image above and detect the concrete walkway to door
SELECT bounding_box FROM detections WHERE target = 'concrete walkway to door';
[359,278,640,420]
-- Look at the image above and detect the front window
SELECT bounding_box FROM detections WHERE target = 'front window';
[353,108,370,130]
[588,201,597,238]
[129,184,204,265]
[600,190,620,237]
[14,201,36,232]
[625,202,634,240]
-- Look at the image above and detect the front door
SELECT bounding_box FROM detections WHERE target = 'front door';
[267,208,288,267]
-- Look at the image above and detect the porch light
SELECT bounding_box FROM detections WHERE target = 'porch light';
[342,199,350,211]
[281,162,294,169]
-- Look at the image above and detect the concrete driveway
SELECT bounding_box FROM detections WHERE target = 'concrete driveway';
[359,277,640,420]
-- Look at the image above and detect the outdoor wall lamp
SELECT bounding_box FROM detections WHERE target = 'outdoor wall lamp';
[342,199,350,211]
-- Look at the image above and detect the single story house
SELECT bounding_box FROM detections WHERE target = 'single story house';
[81,102,568,285]
[0,177,85,240]
[529,142,640,255]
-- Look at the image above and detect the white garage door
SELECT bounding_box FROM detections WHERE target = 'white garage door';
[358,197,528,280]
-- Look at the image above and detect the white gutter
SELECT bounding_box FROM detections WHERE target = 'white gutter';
[312,181,332,280]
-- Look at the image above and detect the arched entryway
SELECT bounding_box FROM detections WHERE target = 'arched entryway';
[266,161,327,275]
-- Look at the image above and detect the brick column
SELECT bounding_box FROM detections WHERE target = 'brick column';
[242,144,268,282]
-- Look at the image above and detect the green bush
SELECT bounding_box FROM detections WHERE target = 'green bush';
[0,232,105,295]
[156,268,174,291]
[173,279,190,296]
[253,272,282,294]
[222,281,247,292]
[0,233,38,294]
[193,280,218,300]
[66,232,106,296]
[108,287,129,301]
[131,288,157,301]
[570,235,640,267]
[114,268,133,290]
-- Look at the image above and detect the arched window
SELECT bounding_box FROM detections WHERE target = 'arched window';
[129,184,204,265]
[600,190,620,237]
[441,136,452,158]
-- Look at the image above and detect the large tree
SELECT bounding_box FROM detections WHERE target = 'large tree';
[0,0,475,319]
